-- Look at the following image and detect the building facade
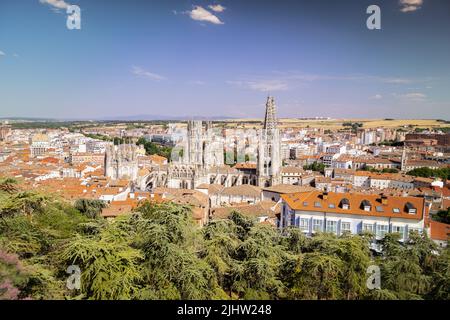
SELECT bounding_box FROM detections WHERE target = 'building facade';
[131,96,283,191]
[280,191,428,244]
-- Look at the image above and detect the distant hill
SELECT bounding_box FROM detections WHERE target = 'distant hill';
[0,114,237,122]
[96,114,237,121]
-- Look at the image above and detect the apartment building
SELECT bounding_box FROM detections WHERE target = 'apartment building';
[280,191,427,242]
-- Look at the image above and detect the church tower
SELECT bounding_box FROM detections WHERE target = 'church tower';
[187,120,204,166]
[263,96,278,130]
[257,96,282,187]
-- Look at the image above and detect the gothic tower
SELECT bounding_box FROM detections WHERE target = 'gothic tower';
[187,120,204,166]
[263,96,278,130]
[257,96,282,187]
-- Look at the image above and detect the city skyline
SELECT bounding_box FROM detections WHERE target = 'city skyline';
[1,0,450,119]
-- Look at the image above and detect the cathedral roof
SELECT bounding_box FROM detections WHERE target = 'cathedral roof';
[262,184,315,194]
[218,184,262,198]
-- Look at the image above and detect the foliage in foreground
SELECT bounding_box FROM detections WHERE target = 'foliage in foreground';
[0,181,449,300]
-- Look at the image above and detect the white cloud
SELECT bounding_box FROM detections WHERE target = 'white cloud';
[39,0,70,10]
[208,4,226,13]
[397,92,427,101]
[227,71,432,94]
[382,77,414,84]
[189,6,224,25]
[228,80,289,92]
[0,51,5,56]
[370,94,383,100]
[131,66,166,81]
[399,0,423,13]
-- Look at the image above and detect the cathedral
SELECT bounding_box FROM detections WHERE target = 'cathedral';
[105,97,282,190]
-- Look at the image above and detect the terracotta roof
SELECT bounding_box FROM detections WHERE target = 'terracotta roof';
[101,204,133,218]
[40,157,59,164]
[262,184,315,194]
[333,168,356,175]
[429,221,450,241]
[218,184,261,197]
[149,154,167,164]
[281,166,306,174]
[235,162,257,170]
[282,191,426,220]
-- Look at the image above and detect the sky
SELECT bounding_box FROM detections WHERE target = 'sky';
[0,0,449,120]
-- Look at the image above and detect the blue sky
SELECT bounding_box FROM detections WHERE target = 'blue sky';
[0,0,449,119]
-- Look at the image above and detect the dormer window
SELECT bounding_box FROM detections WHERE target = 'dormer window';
[361,200,371,212]
[340,198,350,210]
[405,202,417,214]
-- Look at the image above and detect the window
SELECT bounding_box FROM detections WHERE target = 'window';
[303,201,308,206]
[408,227,422,236]
[313,219,323,232]
[314,202,322,208]
[328,204,336,209]
[363,223,374,233]
[291,214,296,226]
[405,202,417,214]
[393,208,400,214]
[326,220,337,234]
[340,198,350,210]
[299,218,309,231]
[376,206,384,212]
[392,225,405,239]
[376,224,389,238]
[361,200,371,211]
[341,222,351,233]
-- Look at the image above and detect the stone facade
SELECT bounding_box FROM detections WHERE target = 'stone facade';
[107,97,283,191]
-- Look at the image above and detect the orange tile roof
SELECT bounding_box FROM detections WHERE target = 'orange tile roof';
[429,221,450,241]
[282,191,425,220]
[235,162,257,170]
[149,154,168,164]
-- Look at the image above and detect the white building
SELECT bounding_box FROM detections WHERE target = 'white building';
[280,191,429,243]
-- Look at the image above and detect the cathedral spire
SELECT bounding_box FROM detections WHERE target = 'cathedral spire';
[263,96,277,130]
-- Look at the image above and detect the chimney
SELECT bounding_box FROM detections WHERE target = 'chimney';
[323,191,329,200]
[381,194,388,205]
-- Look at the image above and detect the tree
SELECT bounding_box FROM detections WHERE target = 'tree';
[132,202,226,300]
[136,137,173,160]
[0,192,48,219]
[74,199,106,219]
[303,162,325,174]
[0,178,18,194]
[428,246,450,299]
[407,167,450,181]
[1,179,449,300]
[60,219,144,300]
[0,250,28,300]
[434,208,450,224]
[290,252,343,299]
